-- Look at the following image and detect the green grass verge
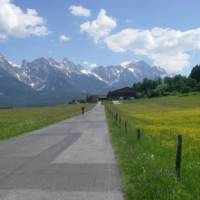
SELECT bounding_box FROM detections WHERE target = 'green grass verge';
[0,104,94,140]
[105,94,200,200]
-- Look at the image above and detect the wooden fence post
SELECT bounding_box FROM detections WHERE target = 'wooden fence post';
[137,128,141,140]
[115,112,118,121]
[176,134,182,178]
[125,121,127,132]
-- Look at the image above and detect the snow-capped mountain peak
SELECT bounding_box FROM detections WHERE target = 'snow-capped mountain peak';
[0,54,6,61]
[120,60,133,68]
[0,54,166,96]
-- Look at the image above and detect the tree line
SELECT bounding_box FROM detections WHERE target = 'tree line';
[132,65,200,98]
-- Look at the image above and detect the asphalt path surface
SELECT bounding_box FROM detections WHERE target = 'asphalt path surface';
[0,105,123,200]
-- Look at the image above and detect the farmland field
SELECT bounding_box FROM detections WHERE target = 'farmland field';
[106,94,200,200]
[0,104,93,140]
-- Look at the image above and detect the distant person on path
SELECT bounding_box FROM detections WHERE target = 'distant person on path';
[81,106,85,115]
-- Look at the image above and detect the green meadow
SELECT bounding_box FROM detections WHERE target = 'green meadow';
[106,94,200,200]
[0,104,93,140]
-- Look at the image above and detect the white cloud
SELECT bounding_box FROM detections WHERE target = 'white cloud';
[0,0,49,40]
[105,27,200,73]
[59,34,70,43]
[80,9,117,43]
[69,5,91,17]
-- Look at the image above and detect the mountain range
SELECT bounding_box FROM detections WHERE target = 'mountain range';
[0,54,166,106]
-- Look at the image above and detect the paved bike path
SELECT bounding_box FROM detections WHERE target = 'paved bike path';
[0,105,123,200]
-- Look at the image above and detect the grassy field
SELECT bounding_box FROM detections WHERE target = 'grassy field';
[106,94,200,200]
[0,104,93,140]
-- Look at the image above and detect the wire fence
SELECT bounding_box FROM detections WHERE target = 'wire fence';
[105,105,200,179]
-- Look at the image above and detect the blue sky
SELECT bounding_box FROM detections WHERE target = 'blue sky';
[1,0,200,74]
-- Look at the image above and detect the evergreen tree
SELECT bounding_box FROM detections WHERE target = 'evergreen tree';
[190,65,200,82]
